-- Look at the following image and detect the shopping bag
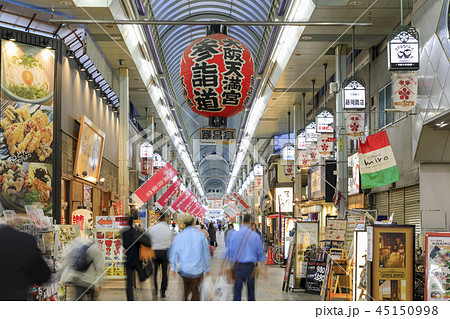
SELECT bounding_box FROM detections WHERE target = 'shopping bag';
[213,276,232,301]
[209,245,215,256]
[200,275,214,301]
[137,261,153,282]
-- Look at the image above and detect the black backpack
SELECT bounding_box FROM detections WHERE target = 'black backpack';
[73,243,93,272]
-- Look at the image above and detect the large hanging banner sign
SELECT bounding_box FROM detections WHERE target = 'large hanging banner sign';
[425,233,450,301]
[358,131,400,189]
[345,112,365,140]
[131,163,178,207]
[392,72,418,111]
[317,134,334,157]
[154,178,182,210]
[233,192,250,209]
[307,143,320,166]
[189,201,202,216]
[168,189,193,214]
[179,191,197,213]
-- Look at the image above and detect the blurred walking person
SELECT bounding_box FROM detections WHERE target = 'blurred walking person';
[123,216,152,301]
[148,212,172,298]
[224,223,235,247]
[221,214,266,301]
[208,222,217,248]
[169,215,211,301]
[0,218,51,300]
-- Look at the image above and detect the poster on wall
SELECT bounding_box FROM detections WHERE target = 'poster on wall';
[96,229,126,278]
[425,233,450,301]
[74,115,105,184]
[0,40,55,216]
[371,225,414,301]
[275,187,293,213]
[295,221,319,281]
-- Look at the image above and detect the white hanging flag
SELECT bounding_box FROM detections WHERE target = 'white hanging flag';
[392,72,418,111]
[317,134,334,157]
[345,112,365,140]
[298,151,309,168]
[307,143,320,166]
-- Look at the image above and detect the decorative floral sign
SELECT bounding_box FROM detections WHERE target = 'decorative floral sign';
[307,143,319,166]
[298,151,309,168]
[392,72,418,112]
[345,112,365,140]
[317,134,334,157]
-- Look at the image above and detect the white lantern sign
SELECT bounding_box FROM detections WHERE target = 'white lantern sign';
[307,143,320,166]
[297,130,306,150]
[316,109,334,133]
[345,112,365,140]
[305,122,317,142]
[343,77,366,109]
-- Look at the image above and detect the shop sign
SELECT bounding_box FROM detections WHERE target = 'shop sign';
[305,122,317,142]
[282,143,295,161]
[168,189,193,213]
[316,109,334,133]
[155,178,182,210]
[425,233,450,301]
[180,33,255,118]
[140,141,153,158]
[275,187,293,213]
[96,216,114,229]
[189,201,202,216]
[72,208,94,238]
[392,71,418,111]
[254,164,263,176]
[208,199,223,209]
[298,151,309,168]
[307,143,319,166]
[130,163,178,207]
[200,127,236,144]
[254,175,263,189]
[317,134,334,157]
[295,221,319,280]
[284,160,295,176]
[179,191,197,213]
[95,229,126,278]
[114,215,130,228]
[345,112,365,140]
[348,153,361,196]
[233,192,250,209]
[343,77,366,109]
[310,165,325,200]
[388,26,419,71]
[297,130,306,150]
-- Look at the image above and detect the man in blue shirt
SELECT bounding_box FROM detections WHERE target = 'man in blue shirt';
[221,214,266,301]
[169,214,211,301]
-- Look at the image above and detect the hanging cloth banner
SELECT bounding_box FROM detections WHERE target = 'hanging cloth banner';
[179,191,197,213]
[255,175,263,189]
[131,163,178,207]
[317,134,334,157]
[227,201,240,215]
[189,201,202,216]
[233,192,250,209]
[168,189,192,214]
[298,150,309,168]
[154,178,182,210]
[392,71,418,111]
[359,131,400,189]
[223,205,236,218]
[345,112,365,140]
[307,143,320,166]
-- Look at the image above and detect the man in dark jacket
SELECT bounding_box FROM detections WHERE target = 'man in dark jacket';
[0,223,52,300]
[208,222,217,247]
[122,216,151,301]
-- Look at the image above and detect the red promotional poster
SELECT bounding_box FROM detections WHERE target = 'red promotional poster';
[188,201,202,216]
[233,192,250,209]
[179,192,197,213]
[168,189,192,213]
[131,163,178,207]
[155,178,182,210]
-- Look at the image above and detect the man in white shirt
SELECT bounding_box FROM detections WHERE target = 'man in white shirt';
[148,212,172,298]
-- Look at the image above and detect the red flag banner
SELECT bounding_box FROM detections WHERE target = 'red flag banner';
[233,192,250,209]
[131,163,178,207]
[168,189,192,214]
[189,201,202,216]
[155,178,182,210]
[179,192,197,213]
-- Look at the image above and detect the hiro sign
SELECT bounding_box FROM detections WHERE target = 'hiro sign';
[180,33,255,118]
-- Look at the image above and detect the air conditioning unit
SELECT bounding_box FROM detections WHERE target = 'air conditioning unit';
[329,82,339,95]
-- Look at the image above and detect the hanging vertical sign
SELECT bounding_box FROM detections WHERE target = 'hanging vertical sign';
[345,112,365,140]
[168,189,192,213]
[307,143,320,166]
[154,178,182,210]
[387,26,420,71]
[317,134,334,158]
[298,151,309,168]
[131,163,178,207]
[392,72,418,111]
[284,160,295,176]
[233,192,250,209]
[297,130,306,150]
[179,191,197,213]
[305,122,317,142]
[140,141,153,176]
[282,143,295,161]
[254,164,263,176]
[254,175,263,189]
[343,76,366,109]
[316,109,334,133]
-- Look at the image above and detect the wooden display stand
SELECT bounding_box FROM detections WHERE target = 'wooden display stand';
[323,250,353,301]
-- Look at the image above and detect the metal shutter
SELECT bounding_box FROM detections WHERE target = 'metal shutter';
[389,188,405,225]
[375,191,389,216]
[404,185,420,238]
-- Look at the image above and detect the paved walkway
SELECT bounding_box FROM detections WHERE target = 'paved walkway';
[68,229,320,301]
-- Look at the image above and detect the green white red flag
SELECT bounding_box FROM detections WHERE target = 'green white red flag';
[359,131,400,189]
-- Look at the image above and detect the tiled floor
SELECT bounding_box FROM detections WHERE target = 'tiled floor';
[69,230,320,301]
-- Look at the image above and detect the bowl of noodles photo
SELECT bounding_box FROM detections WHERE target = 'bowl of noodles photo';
[1,41,54,105]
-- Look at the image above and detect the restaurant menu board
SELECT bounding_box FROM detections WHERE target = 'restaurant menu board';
[96,229,126,278]
[344,213,366,253]
[55,224,80,259]
[371,225,414,301]
[295,221,319,280]
[425,233,450,301]
[305,249,327,294]
[0,41,55,216]
[326,219,346,241]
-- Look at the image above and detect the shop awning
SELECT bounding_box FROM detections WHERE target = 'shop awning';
[267,214,288,219]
